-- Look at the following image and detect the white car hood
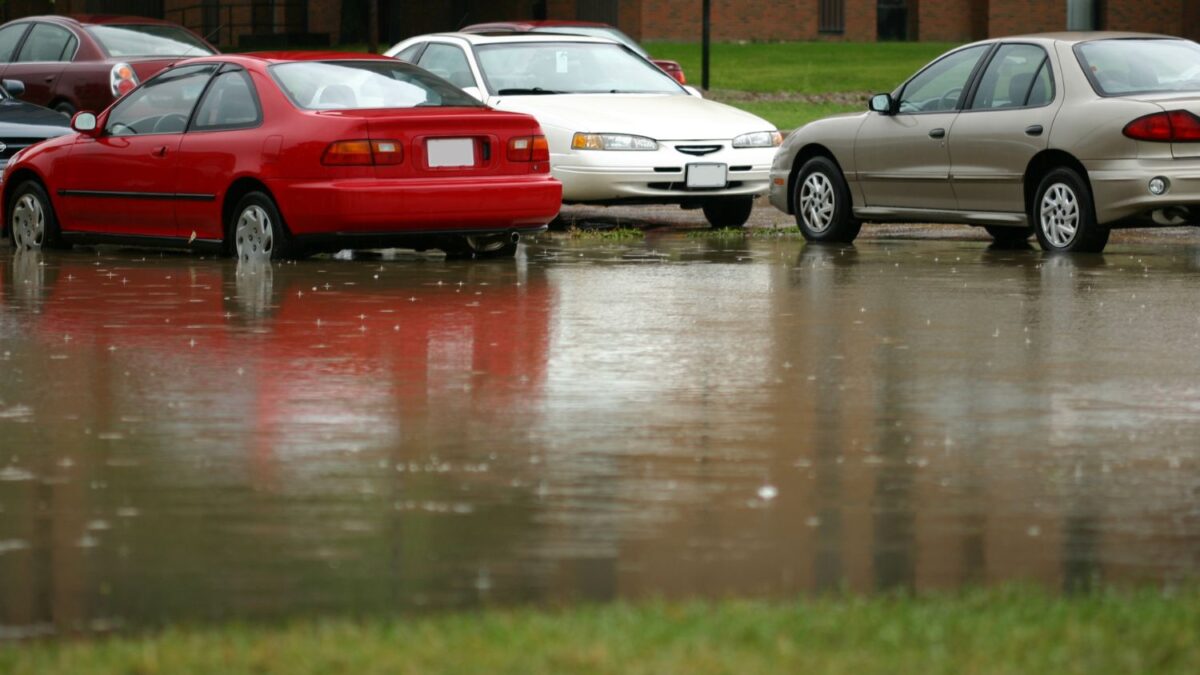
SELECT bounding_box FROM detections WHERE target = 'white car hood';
[489,93,774,141]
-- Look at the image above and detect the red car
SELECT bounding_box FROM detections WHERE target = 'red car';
[0,15,218,116]
[461,20,687,84]
[1,52,561,260]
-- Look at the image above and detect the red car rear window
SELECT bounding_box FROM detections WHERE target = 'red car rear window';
[85,24,215,58]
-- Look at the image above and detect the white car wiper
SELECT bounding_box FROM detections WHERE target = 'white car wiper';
[496,87,562,95]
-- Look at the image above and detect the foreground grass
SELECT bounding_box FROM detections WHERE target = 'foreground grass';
[4,587,1199,674]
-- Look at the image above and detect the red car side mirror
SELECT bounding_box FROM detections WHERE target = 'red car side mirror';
[71,112,100,137]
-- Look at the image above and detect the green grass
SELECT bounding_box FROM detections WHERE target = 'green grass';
[688,226,805,239]
[645,41,958,94]
[4,587,1200,674]
[643,41,959,129]
[566,226,646,240]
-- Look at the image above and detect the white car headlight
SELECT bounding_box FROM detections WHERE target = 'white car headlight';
[571,133,658,151]
[732,131,783,148]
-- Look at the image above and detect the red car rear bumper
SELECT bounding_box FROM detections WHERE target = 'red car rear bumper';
[268,174,562,236]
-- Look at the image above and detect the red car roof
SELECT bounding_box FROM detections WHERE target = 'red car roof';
[23,14,187,27]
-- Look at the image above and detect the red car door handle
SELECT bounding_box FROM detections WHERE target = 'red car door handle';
[43,75,54,82]
[153,146,168,157]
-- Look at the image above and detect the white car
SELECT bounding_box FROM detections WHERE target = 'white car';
[385,33,781,228]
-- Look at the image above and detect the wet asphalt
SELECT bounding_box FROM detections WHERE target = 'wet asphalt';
[1,203,1198,637]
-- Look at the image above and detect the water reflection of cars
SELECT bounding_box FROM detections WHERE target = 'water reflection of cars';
[1,52,561,260]
[770,33,1200,253]
[0,78,72,173]
[0,15,218,116]
[386,33,779,229]
[460,20,688,84]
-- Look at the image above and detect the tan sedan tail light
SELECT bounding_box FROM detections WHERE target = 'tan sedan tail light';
[1123,110,1200,142]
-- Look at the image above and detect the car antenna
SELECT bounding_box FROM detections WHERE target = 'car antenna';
[455,11,471,30]
[203,24,226,46]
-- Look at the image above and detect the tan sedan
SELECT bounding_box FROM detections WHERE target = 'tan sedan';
[769,32,1200,253]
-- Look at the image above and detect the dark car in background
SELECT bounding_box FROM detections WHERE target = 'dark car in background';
[0,77,70,168]
[461,20,688,84]
[0,14,216,115]
[0,76,71,241]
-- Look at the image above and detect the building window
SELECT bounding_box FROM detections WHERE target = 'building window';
[1067,0,1104,31]
[820,0,845,34]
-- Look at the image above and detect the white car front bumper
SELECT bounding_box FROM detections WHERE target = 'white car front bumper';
[553,142,775,203]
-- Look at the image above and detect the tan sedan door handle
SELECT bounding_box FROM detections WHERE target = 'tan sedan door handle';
[929,128,946,139]
[1025,125,1044,136]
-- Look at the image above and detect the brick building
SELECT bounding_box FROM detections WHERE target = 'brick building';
[3,1,1199,48]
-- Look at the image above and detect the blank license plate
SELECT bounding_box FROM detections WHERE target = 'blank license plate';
[427,138,475,167]
[686,163,727,188]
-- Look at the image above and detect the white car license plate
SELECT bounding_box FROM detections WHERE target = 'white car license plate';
[686,163,727,188]
[427,138,475,167]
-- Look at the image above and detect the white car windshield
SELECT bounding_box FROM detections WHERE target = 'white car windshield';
[476,42,684,95]
[1076,39,1200,95]
[271,61,483,110]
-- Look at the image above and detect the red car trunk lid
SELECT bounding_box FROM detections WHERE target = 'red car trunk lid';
[349,108,544,178]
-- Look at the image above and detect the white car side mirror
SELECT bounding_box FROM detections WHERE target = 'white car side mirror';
[684,86,704,99]
[461,86,485,102]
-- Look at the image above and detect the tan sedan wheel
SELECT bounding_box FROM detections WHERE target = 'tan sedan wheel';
[1032,168,1109,253]
[794,156,861,243]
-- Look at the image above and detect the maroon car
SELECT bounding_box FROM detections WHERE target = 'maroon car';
[461,20,687,84]
[0,14,216,116]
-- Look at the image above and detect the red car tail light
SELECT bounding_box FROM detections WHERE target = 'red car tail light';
[322,140,404,165]
[110,62,138,97]
[1123,110,1200,142]
[508,135,549,162]
[370,140,404,165]
[324,140,373,165]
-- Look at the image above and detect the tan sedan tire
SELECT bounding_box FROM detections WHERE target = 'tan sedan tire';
[794,156,861,243]
[1032,168,1109,253]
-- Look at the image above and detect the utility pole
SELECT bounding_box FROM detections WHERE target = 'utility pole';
[701,0,711,90]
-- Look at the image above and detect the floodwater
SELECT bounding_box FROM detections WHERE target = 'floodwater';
[2,228,1199,638]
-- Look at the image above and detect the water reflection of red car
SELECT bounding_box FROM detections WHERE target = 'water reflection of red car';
[2,253,551,461]
[2,52,561,260]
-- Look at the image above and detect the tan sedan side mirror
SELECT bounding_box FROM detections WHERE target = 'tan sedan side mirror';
[869,93,896,115]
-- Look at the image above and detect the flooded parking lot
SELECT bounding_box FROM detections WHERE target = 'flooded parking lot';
[2,219,1199,638]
